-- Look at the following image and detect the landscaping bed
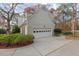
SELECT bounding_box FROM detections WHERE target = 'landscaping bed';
[65,35,79,40]
[64,32,79,40]
[0,33,34,48]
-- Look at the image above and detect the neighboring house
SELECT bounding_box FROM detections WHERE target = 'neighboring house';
[0,15,7,29]
[0,13,20,32]
[19,5,55,38]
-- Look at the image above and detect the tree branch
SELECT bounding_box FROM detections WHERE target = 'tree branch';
[0,7,8,14]
[0,12,8,20]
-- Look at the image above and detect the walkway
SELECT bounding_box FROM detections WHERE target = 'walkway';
[0,36,78,56]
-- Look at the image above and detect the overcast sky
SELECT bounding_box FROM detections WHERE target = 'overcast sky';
[15,3,60,13]
[0,3,79,13]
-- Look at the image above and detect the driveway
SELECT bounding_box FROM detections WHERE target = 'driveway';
[0,36,78,56]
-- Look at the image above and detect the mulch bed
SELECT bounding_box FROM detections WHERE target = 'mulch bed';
[0,41,33,49]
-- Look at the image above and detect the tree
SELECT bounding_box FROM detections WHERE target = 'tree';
[49,8,63,28]
[51,4,74,31]
[50,4,72,23]
[71,3,77,35]
[0,3,18,34]
[57,3,72,23]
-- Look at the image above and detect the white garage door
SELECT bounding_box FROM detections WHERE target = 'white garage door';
[33,28,53,38]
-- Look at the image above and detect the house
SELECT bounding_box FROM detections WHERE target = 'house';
[0,15,7,29]
[19,5,55,38]
[0,13,20,32]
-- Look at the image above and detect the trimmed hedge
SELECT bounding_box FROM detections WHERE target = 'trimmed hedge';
[0,34,34,46]
[63,32,73,36]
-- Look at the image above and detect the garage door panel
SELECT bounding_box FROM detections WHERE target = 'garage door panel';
[33,28,53,38]
[34,32,52,38]
[33,32,52,38]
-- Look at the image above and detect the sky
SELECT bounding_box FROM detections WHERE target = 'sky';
[0,3,58,14]
[15,3,34,13]
[15,3,59,13]
[0,3,79,13]
[0,3,35,13]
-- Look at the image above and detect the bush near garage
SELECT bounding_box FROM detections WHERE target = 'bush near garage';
[54,28,62,36]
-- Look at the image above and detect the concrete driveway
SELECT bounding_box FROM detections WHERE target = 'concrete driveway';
[0,36,78,56]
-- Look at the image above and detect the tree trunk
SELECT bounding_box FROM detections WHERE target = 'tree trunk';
[6,20,11,47]
[71,3,77,36]
[7,20,11,34]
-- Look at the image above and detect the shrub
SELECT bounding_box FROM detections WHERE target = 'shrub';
[0,29,6,34]
[0,34,9,43]
[14,34,26,44]
[26,34,35,40]
[63,32,73,36]
[54,28,62,36]
[14,34,34,44]
[12,25,20,33]
[0,34,18,44]
[0,33,34,46]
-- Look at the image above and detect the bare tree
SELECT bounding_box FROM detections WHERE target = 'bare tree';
[0,3,18,34]
[71,3,77,35]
